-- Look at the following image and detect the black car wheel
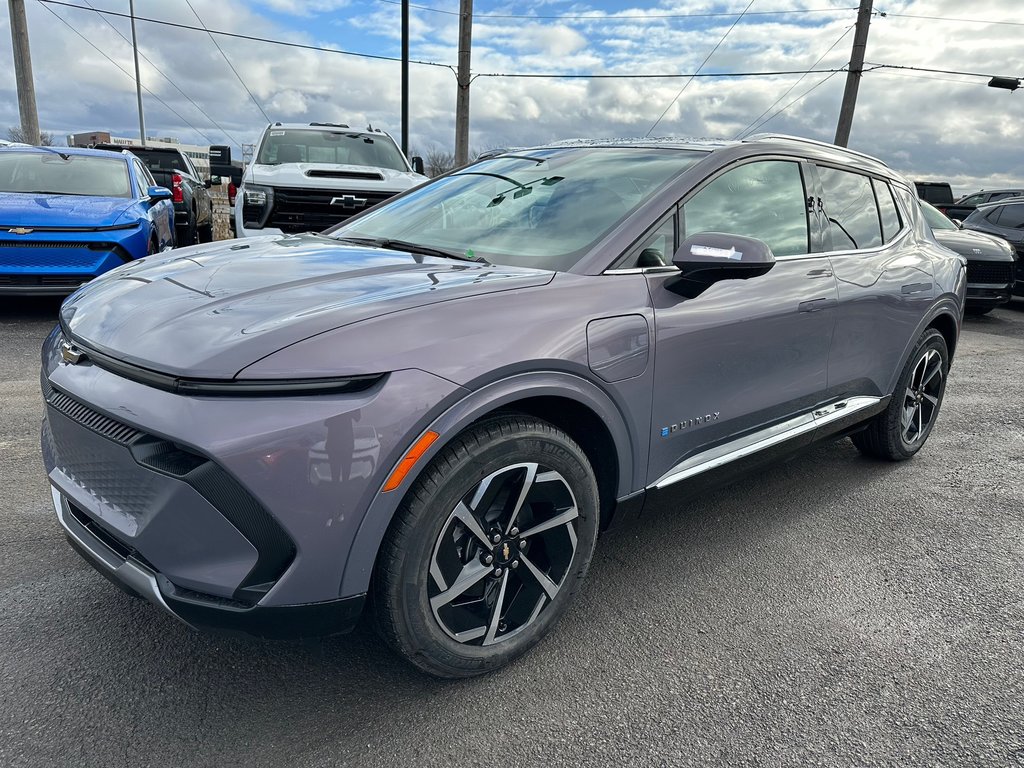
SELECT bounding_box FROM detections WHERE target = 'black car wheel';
[373,415,599,678]
[852,328,948,461]
[198,222,214,243]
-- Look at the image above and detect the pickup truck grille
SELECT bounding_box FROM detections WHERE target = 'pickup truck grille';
[966,261,1014,285]
[267,187,398,233]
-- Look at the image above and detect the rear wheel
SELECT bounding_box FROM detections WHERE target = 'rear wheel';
[852,328,948,461]
[147,235,159,256]
[197,222,214,243]
[373,415,599,678]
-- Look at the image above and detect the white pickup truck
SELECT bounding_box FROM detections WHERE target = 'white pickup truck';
[235,122,427,238]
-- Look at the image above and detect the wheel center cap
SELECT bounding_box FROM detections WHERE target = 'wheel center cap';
[494,540,515,564]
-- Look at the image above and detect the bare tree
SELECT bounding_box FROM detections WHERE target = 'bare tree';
[7,126,55,145]
[415,144,497,177]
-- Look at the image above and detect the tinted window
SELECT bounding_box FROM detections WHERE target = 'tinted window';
[682,160,809,257]
[989,192,1019,202]
[873,178,902,241]
[958,194,984,206]
[919,200,956,231]
[258,128,408,172]
[818,166,882,250]
[994,204,1024,229]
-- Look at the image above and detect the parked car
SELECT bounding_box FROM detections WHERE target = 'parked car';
[95,143,215,246]
[944,188,1024,222]
[0,145,174,295]
[962,197,1024,296]
[235,122,427,237]
[914,181,954,210]
[42,134,964,677]
[919,200,1015,314]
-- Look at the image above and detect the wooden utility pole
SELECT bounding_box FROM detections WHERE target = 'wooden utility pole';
[454,0,473,166]
[834,0,873,147]
[8,0,40,145]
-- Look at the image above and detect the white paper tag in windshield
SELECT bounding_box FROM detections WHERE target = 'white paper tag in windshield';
[691,245,743,260]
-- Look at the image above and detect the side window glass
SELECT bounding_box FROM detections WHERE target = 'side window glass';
[620,214,675,268]
[132,161,148,197]
[682,160,809,257]
[986,207,1004,224]
[818,166,882,251]
[997,204,1024,229]
[873,178,902,242]
[960,194,984,206]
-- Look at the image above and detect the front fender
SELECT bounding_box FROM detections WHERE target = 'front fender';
[338,370,637,597]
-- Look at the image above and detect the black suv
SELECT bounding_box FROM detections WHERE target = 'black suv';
[945,189,1024,222]
[962,198,1024,296]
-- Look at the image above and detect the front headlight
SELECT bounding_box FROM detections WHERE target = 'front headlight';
[241,184,274,229]
[243,184,271,206]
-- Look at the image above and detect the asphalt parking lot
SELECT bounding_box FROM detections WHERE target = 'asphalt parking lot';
[1,297,1022,768]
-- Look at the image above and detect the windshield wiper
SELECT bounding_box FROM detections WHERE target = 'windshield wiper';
[335,236,487,263]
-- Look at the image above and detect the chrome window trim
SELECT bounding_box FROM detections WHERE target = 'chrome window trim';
[603,266,679,275]
[649,396,882,490]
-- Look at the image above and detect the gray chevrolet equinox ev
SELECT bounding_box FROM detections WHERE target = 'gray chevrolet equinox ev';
[42,134,966,677]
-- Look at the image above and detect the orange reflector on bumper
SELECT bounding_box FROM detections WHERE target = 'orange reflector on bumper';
[382,430,440,492]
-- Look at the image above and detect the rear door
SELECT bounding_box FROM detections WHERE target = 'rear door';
[645,158,838,487]
[819,169,932,400]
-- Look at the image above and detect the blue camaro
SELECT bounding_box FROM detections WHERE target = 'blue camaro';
[0,145,175,295]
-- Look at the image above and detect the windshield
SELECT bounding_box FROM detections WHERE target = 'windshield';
[257,128,408,171]
[920,200,957,231]
[330,147,704,271]
[0,152,131,197]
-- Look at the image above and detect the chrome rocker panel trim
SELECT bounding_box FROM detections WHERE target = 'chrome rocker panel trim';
[650,396,882,490]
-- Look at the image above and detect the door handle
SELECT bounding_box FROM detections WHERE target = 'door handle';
[806,268,833,278]
[798,297,834,313]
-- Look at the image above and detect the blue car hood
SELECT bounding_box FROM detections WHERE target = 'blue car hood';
[61,234,555,378]
[0,192,134,228]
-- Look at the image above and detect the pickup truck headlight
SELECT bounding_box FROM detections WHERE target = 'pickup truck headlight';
[242,184,273,228]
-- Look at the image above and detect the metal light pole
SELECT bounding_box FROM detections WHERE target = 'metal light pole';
[401,0,409,156]
[129,0,146,145]
[8,0,40,145]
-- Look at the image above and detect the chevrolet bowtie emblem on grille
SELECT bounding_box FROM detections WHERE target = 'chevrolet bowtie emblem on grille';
[60,341,84,365]
[502,543,510,560]
[330,195,368,210]
[8,227,33,235]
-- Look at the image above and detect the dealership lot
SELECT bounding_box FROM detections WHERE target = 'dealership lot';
[2,299,1022,767]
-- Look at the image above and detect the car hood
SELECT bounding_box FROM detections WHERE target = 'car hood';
[61,234,554,378]
[244,163,426,193]
[933,228,1015,261]
[0,192,134,229]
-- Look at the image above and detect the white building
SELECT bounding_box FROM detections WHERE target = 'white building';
[67,131,211,175]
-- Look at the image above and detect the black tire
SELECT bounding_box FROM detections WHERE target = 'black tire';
[373,415,600,678]
[176,214,197,246]
[197,222,214,243]
[965,306,994,316]
[147,235,159,256]
[851,328,948,461]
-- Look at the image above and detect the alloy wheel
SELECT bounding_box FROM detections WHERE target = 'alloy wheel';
[901,348,943,445]
[428,462,580,646]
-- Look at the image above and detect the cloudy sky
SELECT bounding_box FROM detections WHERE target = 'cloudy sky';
[1,0,1020,195]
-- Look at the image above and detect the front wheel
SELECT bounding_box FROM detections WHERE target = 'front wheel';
[851,328,948,461]
[373,415,599,678]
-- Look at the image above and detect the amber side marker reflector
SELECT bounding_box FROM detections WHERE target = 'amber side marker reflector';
[382,430,440,492]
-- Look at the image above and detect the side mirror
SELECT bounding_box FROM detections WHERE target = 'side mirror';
[203,178,214,189]
[672,232,776,283]
[147,185,173,201]
[411,156,425,175]
[951,218,963,228]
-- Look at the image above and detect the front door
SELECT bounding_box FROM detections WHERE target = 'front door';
[646,158,838,487]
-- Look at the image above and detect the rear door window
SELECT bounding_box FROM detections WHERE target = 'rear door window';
[818,166,883,251]
[994,204,1024,229]
[681,160,809,257]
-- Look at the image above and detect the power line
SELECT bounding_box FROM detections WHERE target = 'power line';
[183,0,271,123]
[877,11,1024,28]
[372,0,858,21]
[646,0,757,137]
[869,69,983,86]
[736,23,854,139]
[78,0,245,152]
[37,0,454,69]
[473,68,846,80]
[746,70,843,132]
[867,63,1020,80]
[38,0,218,144]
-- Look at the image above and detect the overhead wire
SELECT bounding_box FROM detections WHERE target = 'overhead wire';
[183,0,272,123]
[37,0,218,144]
[78,0,245,152]
[743,70,843,133]
[646,0,757,136]
[876,11,1024,28]
[735,23,854,139]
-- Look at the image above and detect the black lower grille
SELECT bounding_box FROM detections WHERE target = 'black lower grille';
[966,261,1014,284]
[268,187,397,233]
[48,388,143,445]
[0,275,91,288]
